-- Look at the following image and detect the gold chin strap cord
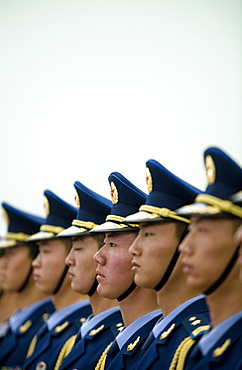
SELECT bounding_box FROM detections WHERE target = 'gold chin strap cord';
[169,336,195,370]
[94,341,113,370]
[195,194,242,219]
[54,335,77,370]
[140,205,190,224]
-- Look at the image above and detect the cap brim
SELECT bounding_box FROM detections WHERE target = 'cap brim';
[27,231,59,242]
[176,202,228,217]
[57,225,90,238]
[90,221,138,233]
[122,211,167,224]
[0,239,18,248]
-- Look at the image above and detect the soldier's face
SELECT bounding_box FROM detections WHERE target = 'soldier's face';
[65,235,99,294]
[179,217,241,292]
[0,245,32,291]
[94,231,137,299]
[32,239,68,294]
[129,221,179,289]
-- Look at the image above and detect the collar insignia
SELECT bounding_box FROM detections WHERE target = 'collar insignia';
[55,321,69,333]
[146,167,153,193]
[213,338,231,357]
[19,320,32,333]
[116,322,124,332]
[127,336,140,351]
[160,323,175,340]
[89,324,105,336]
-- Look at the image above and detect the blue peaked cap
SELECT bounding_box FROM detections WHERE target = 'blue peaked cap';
[176,147,242,219]
[28,190,77,241]
[123,159,201,224]
[57,181,112,237]
[91,172,147,232]
[74,181,112,224]
[108,172,147,217]
[0,202,44,248]
[43,190,77,229]
[204,147,242,199]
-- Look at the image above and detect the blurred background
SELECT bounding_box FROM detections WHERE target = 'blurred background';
[0,0,241,230]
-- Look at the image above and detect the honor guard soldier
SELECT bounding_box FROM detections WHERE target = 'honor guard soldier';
[0,202,55,369]
[53,180,123,370]
[23,190,92,370]
[124,159,210,370]
[173,147,242,369]
[93,172,161,370]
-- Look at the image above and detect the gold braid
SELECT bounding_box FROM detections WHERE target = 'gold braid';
[54,335,77,370]
[26,334,37,359]
[94,342,113,370]
[169,336,195,370]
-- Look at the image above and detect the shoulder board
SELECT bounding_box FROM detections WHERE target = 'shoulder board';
[182,314,210,339]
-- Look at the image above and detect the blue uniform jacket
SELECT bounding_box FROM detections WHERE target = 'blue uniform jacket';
[23,301,92,370]
[0,298,55,368]
[105,311,162,370]
[133,296,209,370]
[58,308,123,370]
[185,316,242,370]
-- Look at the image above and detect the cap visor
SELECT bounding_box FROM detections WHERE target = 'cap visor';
[90,221,137,233]
[28,231,57,242]
[176,202,225,217]
[122,211,165,224]
[57,225,90,238]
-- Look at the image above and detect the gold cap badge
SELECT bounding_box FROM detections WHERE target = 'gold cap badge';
[1,207,10,225]
[146,167,153,193]
[110,182,118,204]
[43,196,50,217]
[205,155,216,185]
[74,189,81,209]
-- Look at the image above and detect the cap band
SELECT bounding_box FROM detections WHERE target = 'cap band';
[106,215,139,228]
[72,219,98,230]
[139,205,190,224]
[195,194,242,218]
[40,225,65,234]
[5,232,30,242]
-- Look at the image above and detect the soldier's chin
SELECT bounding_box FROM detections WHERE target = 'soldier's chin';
[134,273,155,290]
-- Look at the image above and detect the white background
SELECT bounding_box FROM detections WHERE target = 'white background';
[0,0,241,230]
